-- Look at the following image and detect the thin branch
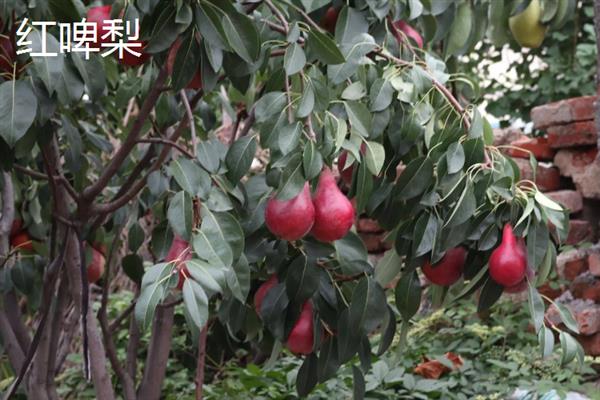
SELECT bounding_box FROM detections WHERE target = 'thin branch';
[137,138,194,159]
[180,90,197,156]
[376,49,471,130]
[284,76,294,123]
[283,0,322,31]
[82,67,168,201]
[158,298,183,309]
[236,109,256,140]
[13,164,48,180]
[265,0,289,32]
[57,176,80,202]
[108,301,136,333]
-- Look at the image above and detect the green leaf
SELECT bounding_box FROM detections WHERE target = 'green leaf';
[296,354,319,396]
[196,137,224,173]
[395,270,421,321]
[352,366,366,400]
[200,205,244,260]
[254,92,287,122]
[172,32,201,91]
[122,254,145,285]
[194,2,228,50]
[444,182,475,228]
[527,222,549,270]
[349,277,387,334]
[182,279,209,329]
[48,0,81,22]
[307,29,345,64]
[363,141,385,175]
[344,101,371,137]
[317,337,339,382]
[355,162,372,213]
[394,157,434,200]
[559,331,578,366]
[167,191,193,240]
[342,81,366,100]
[128,222,145,252]
[276,155,305,201]
[535,191,563,211]
[285,255,319,303]
[555,302,579,334]
[226,254,250,302]
[146,5,178,53]
[477,277,503,312]
[375,249,402,287]
[284,43,306,75]
[226,136,257,183]
[536,244,555,287]
[370,78,394,112]
[169,158,211,199]
[539,325,555,358]
[445,1,473,57]
[135,276,168,332]
[186,258,225,295]
[30,30,64,95]
[72,53,106,102]
[469,108,483,139]
[413,213,439,257]
[296,81,315,118]
[446,142,465,174]
[303,140,323,180]
[527,284,545,333]
[221,9,260,63]
[278,122,302,155]
[0,81,37,147]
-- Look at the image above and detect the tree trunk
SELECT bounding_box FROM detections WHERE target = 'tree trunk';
[137,305,175,400]
[594,0,600,152]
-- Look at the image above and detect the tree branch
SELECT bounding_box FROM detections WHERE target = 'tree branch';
[82,68,168,201]
[136,138,194,159]
[180,90,197,156]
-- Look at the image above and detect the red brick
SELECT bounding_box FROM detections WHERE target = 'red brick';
[589,253,600,277]
[578,332,600,355]
[531,95,596,129]
[566,220,593,245]
[357,218,384,233]
[577,306,600,335]
[538,283,563,300]
[513,158,561,192]
[563,258,588,281]
[360,232,385,253]
[506,136,555,160]
[554,148,598,177]
[547,120,597,148]
[545,190,583,214]
[571,273,600,302]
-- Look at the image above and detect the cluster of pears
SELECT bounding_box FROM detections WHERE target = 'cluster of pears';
[265,167,355,243]
[423,224,531,293]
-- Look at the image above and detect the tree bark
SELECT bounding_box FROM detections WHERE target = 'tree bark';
[594,0,600,152]
[137,305,175,400]
[195,325,208,400]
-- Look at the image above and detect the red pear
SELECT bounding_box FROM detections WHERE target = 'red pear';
[87,247,106,284]
[10,218,22,237]
[489,224,527,287]
[422,247,467,286]
[286,301,314,355]
[119,41,150,67]
[86,5,112,49]
[265,182,315,241]
[165,235,192,290]
[392,20,423,48]
[167,38,202,89]
[11,232,33,252]
[504,265,535,293]
[311,168,355,242]
[254,275,278,317]
[320,7,339,34]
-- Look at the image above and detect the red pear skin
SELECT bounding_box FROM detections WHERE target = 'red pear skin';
[320,7,339,34]
[286,301,314,355]
[165,235,192,290]
[422,247,467,286]
[392,20,424,48]
[120,41,150,67]
[311,168,355,242]
[87,247,106,284]
[11,232,33,252]
[86,5,112,49]
[265,182,315,241]
[489,224,527,287]
[254,275,278,317]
